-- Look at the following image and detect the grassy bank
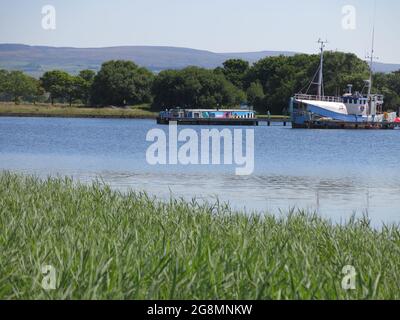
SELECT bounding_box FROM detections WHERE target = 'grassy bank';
[0,103,158,119]
[0,172,399,300]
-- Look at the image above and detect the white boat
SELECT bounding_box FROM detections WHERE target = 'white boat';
[290,37,397,128]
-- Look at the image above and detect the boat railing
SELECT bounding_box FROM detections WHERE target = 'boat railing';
[295,94,343,103]
[372,94,385,104]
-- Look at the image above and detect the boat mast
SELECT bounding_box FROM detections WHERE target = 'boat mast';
[367,0,378,116]
[317,39,327,98]
[367,25,375,99]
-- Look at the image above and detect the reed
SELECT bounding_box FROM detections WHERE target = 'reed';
[0,172,399,300]
[0,103,157,119]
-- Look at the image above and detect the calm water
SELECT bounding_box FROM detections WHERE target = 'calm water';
[1,117,400,225]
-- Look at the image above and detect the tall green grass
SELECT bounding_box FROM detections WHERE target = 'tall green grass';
[0,172,399,300]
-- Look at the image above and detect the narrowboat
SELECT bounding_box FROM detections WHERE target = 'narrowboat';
[157,108,258,126]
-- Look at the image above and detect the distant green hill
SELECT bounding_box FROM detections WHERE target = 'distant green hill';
[0,44,398,77]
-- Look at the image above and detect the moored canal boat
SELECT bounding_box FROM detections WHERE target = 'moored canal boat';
[157,108,258,126]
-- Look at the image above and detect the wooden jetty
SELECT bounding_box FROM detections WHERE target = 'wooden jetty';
[157,117,259,126]
[258,116,290,127]
[157,115,291,126]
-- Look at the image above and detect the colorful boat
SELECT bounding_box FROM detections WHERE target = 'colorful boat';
[157,108,258,126]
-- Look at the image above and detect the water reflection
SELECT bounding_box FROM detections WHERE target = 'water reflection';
[1,117,400,226]
[9,168,395,226]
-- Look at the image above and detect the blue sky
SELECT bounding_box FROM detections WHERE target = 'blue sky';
[0,0,399,63]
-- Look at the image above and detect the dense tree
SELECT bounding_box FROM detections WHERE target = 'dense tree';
[0,69,44,103]
[78,69,96,83]
[40,70,90,106]
[322,52,370,96]
[390,70,400,90]
[0,69,8,100]
[0,69,7,91]
[4,71,39,104]
[152,66,243,110]
[40,70,73,104]
[246,81,265,111]
[64,75,82,106]
[76,70,96,105]
[25,79,45,104]
[0,54,397,114]
[246,55,304,113]
[219,59,250,89]
[246,52,372,114]
[374,71,400,111]
[91,60,154,106]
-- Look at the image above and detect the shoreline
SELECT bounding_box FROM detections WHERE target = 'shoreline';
[0,103,290,121]
[0,103,158,120]
[0,112,157,119]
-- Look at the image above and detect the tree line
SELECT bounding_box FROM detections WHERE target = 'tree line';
[0,52,399,114]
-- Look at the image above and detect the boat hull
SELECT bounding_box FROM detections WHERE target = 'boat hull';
[292,120,399,130]
[291,98,397,129]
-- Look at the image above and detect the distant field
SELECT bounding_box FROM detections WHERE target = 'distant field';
[1,172,399,299]
[0,103,158,119]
